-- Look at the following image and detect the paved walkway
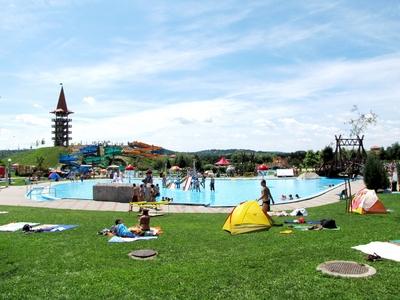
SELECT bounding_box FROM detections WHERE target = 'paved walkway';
[0,180,365,214]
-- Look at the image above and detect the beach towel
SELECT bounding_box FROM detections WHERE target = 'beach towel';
[291,225,341,231]
[352,241,400,262]
[0,222,39,232]
[31,224,58,231]
[28,224,78,232]
[268,211,289,217]
[284,220,321,224]
[108,236,158,243]
[49,225,78,232]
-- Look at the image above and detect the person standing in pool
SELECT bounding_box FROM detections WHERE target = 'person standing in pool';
[259,179,274,215]
[210,175,215,192]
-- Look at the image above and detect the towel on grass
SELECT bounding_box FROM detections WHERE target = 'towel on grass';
[352,241,400,262]
[0,222,39,232]
[291,225,341,231]
[108,236,158,243]
[30,224,78,232]
[284,220,321,224]
[49,225,78,232]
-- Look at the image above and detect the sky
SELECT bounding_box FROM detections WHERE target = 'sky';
[0,0,399,152]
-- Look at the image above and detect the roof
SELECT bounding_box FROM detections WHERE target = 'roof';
[215,157,230,166]
[50,86,73,114]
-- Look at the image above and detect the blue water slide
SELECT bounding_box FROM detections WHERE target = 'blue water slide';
[80,145,98,155]
[59,154,78,164]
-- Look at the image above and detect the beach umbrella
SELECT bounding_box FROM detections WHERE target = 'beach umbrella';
[215,157,230,166]
[125,164,135,171]
[170,165,181,172]
[226,165,235,171]
[107,165,119,169]
[257,164,269,171]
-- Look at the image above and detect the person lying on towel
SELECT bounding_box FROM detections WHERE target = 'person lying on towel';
[115,219,137,238]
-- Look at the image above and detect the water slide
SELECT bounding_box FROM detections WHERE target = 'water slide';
[183,176,192,191]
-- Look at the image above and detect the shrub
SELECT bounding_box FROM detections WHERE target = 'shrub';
[363,155,389,191]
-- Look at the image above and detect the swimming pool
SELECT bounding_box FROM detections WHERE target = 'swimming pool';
[29,177,344,207]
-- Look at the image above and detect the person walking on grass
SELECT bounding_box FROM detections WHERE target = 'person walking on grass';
[259,179,274,216]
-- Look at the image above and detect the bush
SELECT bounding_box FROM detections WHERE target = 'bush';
[363,155,389,191]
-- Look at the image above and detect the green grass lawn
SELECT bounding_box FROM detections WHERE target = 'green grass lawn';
[1,195,399,299]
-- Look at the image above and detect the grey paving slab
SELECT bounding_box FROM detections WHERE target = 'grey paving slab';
[0,180,365,214]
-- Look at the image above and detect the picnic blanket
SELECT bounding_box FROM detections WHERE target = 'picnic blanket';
[31,224,78,232]
[108,236,158,243]
[352,241,400,262]
[0,222,39,232]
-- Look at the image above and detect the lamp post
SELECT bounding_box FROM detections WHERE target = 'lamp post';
[7,158,12,186]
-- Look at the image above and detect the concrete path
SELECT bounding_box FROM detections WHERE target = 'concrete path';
[0,180,365,214]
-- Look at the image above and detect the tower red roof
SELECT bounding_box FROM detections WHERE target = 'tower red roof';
[50,86,73,114]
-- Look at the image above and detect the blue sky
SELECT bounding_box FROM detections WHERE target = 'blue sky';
[1,0,399,151]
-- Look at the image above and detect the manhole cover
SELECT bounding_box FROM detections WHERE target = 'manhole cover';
[317,260,376,278]
[128,249,158,260]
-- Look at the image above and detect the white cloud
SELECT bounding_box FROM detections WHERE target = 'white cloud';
[83,96,96,106]
[15,114,48,126]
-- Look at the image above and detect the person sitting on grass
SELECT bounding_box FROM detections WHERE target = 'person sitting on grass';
[114,219,137,238]
[139,209,151,232]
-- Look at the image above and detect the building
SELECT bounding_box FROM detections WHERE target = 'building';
[50,85,73,147]
[370,145,381,155]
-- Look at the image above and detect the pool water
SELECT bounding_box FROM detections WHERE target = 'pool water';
[40,177,344,207]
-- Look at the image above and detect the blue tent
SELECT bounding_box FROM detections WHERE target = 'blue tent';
[48,172,61,181]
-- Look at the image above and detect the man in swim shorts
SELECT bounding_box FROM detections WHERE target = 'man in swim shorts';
[259,179,274,215]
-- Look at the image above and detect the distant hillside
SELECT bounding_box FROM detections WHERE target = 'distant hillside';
[4,147,69,169]
[190,149,288,157]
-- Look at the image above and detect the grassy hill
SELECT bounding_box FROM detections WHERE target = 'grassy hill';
[5,147,69,169]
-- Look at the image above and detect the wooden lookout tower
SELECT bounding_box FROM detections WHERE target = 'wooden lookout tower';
[50,84,73,147]
[333,135,367,176]
[318,135,367,177]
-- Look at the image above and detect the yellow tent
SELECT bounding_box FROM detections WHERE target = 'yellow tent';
[223,200,272,235]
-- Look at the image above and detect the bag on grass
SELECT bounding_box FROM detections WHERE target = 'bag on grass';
[320,219,337,229]
[22,224,32,232]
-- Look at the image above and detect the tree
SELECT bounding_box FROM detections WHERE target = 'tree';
[302,150,320,170]
[363,155,389,191]
[321,146,334,164]
[35,156,45,171]
[347,105,377,137]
